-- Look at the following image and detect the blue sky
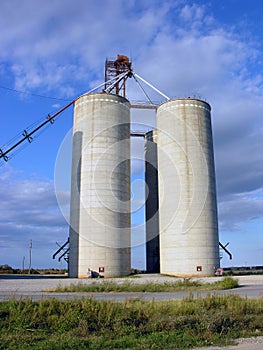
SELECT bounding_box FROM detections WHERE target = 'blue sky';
[0,0,262,270]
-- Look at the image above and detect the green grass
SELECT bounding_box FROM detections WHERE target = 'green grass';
[210,276,239,290]
[0,295,263,349]
[47,276,239,293]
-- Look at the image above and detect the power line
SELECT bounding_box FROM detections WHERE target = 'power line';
[0,85,71,102]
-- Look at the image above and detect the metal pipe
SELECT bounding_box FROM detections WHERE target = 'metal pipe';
[132,74,154,104]
[133,73,170,100]
[219,242,233,260]
[0,99,75,160]
[53,238,70,259]
[104,71,129,93]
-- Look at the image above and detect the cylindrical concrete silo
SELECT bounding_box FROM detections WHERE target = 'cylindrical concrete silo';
[145,130,160,272]
[157,98,220,276]
[69,92,131,278]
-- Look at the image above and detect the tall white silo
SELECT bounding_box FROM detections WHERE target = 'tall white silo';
[156,98,220,276]
[145,130,160,272]
[69,92,131,278]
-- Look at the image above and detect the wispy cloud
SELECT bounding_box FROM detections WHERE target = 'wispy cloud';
[0,0,263,266]
[218,189,263,231]
[0,169,68,248]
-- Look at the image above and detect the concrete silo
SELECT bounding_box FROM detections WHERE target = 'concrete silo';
[156,98,220,276]
[69,92,131,278]
[145,130,160,272]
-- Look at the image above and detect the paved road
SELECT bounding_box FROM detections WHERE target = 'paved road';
[194,337,263,350]
[0,274,263,301]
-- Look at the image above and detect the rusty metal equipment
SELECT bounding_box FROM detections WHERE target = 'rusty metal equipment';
[104,55,132,97]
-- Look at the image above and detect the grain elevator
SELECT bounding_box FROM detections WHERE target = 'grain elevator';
[68,55,220,277]
[155,99,220,276]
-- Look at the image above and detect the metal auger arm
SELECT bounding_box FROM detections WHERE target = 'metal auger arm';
[53,238,70,260]
[0,100,75,162]
[219,241,232,260]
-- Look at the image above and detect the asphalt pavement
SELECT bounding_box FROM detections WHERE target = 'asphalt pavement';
[0,274,263,301]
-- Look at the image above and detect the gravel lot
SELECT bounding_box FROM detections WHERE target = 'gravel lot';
[194,336,263,350]
[1,274,263,292]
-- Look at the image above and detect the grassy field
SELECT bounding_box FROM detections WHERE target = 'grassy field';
[46,276,239,293]
[46,277,238,293]
[1,294,263,349]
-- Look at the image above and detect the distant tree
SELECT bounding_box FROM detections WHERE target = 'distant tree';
[0,264,14,273]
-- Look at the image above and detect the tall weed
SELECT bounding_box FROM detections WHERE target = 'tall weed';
[1,295,263,349]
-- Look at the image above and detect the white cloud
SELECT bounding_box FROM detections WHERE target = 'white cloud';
[0,0,263,267]
[179,3,209,25]
[0,0,173,96]
[0,167,69,266]
[218,189,263,231]
[0,169,68,231]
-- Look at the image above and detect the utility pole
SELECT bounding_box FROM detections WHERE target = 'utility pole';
[22,256,25,271]
[28,239,32,274]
